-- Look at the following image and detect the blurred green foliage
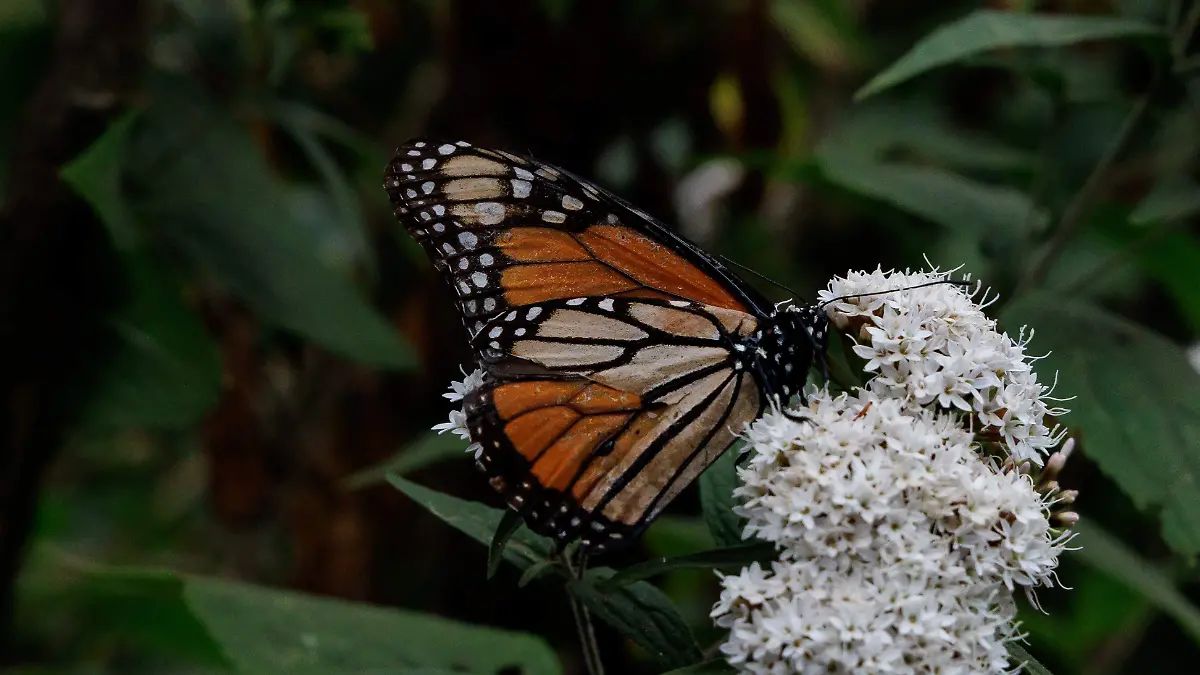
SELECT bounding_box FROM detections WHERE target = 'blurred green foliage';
[3,0,1200,674]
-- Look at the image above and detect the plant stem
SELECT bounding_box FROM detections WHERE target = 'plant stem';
[1172,0,1200,59]
[1019,86,1156,295]
[562,551,605,675]
[1021,4,1200,295]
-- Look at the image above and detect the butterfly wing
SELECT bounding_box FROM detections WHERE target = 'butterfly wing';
[466,297,762,551]
[383,139,773,337]
[384,139,774,552]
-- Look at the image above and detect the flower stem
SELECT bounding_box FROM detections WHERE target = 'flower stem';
[562,551,605,675]
[1020,85,1156,294]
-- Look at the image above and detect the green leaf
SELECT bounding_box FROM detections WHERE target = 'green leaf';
[856,10,1162,99]
[129,84,412,369]
[598,543,775,591]
[81,251,222,429]
[388,476,554,570]
[518,559,559,588]
[186,576,561,675]
[1092,221,1200,332]
[1018,564,1147,663]
[276,107,374,276]
[81,568,229,667]
[1001,295,1200,556]
[1130,177,1200,225]
[265,100,384,163]
[61,107,222,429]
[659,660,737,674]
[1006,642,1055,675]
[569,568,703,670]
[1072,521,1200,642]
[60,110,141,250]
[699,446,744,548]
[489,510,525,579]
[815,100,1035,172]
[87,567,562,675]
[644,515,716,556]
[820,158,1045,235]
[342,433,468,490]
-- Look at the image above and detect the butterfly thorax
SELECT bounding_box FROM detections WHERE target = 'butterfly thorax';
[746,304,829,404]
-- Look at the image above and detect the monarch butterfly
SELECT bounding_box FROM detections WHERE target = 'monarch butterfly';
[384,139,828,553]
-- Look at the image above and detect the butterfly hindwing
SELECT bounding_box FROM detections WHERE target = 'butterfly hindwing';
[464,297,764,551]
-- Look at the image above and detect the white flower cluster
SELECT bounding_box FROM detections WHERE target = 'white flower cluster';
[818,268,1070,463]
[431,366,485,459]
[715,392,1075,674]
[715,269,1078,675]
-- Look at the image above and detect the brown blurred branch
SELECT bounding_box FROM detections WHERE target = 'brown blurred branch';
[0,0,145,656]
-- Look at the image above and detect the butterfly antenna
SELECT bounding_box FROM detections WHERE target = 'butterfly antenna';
[718,255,803,299]
[817,279,972,309]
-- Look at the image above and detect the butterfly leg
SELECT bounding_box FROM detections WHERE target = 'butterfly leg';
[753,362,805,421]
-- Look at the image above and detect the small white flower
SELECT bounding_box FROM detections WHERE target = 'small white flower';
[434,366,485,458]
[819,267,1070,464]
[715,387,1073,674]
[443,366,486,402]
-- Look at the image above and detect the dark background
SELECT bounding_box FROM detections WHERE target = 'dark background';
[1,0,1199,673]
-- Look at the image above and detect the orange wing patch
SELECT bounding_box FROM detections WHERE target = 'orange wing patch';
[497,224,749,310]
[576,225,747,312]
[492,380,646,490]
[504,407,579,461]
[534,413,630,490]
[493,380,587,419]
[502,262,638,305]
[493,381,641,420]
[496,228,592,263]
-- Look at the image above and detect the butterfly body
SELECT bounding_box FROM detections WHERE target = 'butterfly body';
[385,139,827,552]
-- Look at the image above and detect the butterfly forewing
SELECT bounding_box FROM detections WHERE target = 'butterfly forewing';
[384,139,766,336]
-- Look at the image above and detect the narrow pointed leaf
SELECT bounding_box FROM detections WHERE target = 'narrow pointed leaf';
[598,543,775,591]
[128,84,412,369]
[60,110,141,250]
[518,559,560,588]
[342,433,468,490]
[820,158,1045,234]
[489,510,526,579]
[388,476,553,570]
[857,11,1161,99]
